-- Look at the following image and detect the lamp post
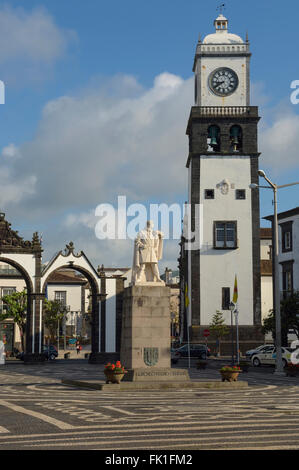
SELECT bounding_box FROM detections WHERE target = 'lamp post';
[250,171,299,375]
[229,301,235,365]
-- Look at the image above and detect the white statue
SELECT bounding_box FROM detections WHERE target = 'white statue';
[131,221,164,285]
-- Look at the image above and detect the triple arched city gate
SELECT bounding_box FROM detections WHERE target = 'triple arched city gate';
[0,213,124,363]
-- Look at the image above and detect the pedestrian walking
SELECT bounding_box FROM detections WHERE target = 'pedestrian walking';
[76,340,81,355]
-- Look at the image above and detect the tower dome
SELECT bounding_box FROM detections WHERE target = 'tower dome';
[203,14,244,45]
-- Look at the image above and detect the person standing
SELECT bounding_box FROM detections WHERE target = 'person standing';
[76,340,81,355]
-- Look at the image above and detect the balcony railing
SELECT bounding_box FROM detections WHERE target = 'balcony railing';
[196,106,256,116]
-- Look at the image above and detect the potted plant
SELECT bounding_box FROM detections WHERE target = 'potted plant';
[219,365,241,382]
[104,361,127,384]
[239,360,250,373]
[285,363,299,377]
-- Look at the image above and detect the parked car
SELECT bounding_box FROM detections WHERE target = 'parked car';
[251,346,293,368]
[171,344,210,364]
[43,345,58,361]
[245,344,274,360]
[16,345,58,361]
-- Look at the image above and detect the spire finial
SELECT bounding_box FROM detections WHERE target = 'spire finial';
[216,3,226,15]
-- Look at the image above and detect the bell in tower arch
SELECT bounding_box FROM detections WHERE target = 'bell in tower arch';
[230,125,243,152]
[207,125,220,152]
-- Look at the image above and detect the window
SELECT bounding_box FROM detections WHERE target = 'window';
[205,189,215,199]
[1,287,16,314]
[54,291,67,307]
[222,288,230,310]
[280,221,293,253]
[284,232,291,250]
[236,189,246,200]
[2,287,16,297]
[214,222,237,249]
[281,260,294,298]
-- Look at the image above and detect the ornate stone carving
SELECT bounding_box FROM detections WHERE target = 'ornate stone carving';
[217,179,230,195]
[63,241,82,258]
[0,212,39,251]
[144,347,159,367]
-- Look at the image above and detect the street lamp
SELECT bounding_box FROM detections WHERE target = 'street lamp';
[250,170,299,375]
[229,301,235,365]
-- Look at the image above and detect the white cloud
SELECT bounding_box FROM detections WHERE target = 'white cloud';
[0,166,36,206]
[65,210,97,230]
[0,5,76,84]
[260,111,299,172]
[1,143,21,159]
[8,73,192,220]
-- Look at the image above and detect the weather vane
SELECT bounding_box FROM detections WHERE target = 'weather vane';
[217,3,226,14]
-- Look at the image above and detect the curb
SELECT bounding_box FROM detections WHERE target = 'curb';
[61,378,249,391]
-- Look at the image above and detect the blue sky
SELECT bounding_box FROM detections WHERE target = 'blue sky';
[0,0,298,269]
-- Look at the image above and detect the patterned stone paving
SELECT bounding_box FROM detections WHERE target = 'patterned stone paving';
[0,361,298,450]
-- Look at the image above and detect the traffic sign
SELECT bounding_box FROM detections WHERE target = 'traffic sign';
[203,329,210,337]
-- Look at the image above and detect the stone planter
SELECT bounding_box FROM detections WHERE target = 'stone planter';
[104,370,125,384]
[220,371,240,382]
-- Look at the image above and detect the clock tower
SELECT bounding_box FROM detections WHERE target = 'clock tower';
[185,14,262,347]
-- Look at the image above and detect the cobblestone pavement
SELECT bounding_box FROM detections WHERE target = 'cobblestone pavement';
[0,359,299,450]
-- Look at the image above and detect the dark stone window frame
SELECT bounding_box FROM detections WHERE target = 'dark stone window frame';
[205,189,215,200]
[222,287,231,310]
[280,259,294,298]
[213,221,238,250]
[280,221,293,253]
[236,189,246,200]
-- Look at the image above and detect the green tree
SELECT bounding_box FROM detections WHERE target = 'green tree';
[209,310,230,356]
[44,299,67,342]
[262,291,299,346]
[0,290,27,352]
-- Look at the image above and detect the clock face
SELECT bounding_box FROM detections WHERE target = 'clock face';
[209,68,239,97]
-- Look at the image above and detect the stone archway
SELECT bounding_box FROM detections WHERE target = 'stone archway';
[41,242,105,362]
[0,212,43,362]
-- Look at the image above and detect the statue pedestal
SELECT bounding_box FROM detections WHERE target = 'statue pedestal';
[120,285,189,383]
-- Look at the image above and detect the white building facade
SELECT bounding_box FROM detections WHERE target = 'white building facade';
[265,207,299,297]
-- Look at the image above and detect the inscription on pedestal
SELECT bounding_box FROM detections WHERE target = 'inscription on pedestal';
[123,368,190,382]
[136,370,188,377]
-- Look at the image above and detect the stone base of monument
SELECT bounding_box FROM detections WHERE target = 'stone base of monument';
[61,378,248,391]
[123,368,190,382]
[120,285,173,370]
